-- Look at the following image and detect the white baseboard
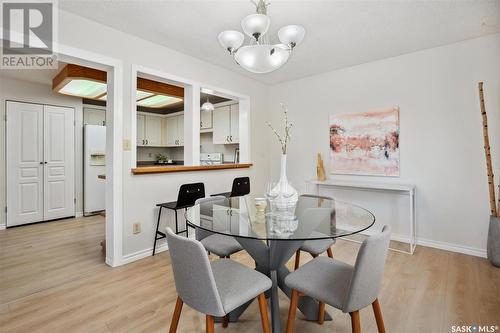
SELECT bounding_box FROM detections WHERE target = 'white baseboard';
[0,223,5,230]
[339,225,487,258]
[121,241,169,265]
[415,237,486,258]
[75,212,84,218]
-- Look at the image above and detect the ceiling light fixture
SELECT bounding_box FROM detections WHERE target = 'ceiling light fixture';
[218,0,305,74]
[201,96,214,112]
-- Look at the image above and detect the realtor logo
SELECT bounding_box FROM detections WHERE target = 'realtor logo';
[1,0,57,68]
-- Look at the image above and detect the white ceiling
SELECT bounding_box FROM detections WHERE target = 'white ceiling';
[59,0,500,85]
[0,61,66,86]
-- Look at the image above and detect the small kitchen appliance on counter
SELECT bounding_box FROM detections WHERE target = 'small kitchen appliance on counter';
[200,153,223,165]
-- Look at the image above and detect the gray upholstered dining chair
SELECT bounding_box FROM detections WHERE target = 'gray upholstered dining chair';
[195,196,243,258]
[285,225,391,333]
[166,228,272,333]
[294,195,336,269]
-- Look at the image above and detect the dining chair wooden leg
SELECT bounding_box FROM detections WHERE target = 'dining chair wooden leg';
[286,289,300,333]
[372,298,386,333]
[257,293,271,333]
[350,310,361,333]
[206,315,215,333]
[169,296,183,333]
[294,250,301,270]
[327,247,333,258]
[318,301,325,324]
[222,315,229,328]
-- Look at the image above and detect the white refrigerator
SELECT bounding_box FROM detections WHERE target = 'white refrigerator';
[84,125,106,215]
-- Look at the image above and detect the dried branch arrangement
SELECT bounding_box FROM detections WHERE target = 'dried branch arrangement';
[479,82,499,217]
[266,103,294,154]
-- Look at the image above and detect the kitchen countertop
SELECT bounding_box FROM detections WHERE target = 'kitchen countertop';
[131,163,252,174]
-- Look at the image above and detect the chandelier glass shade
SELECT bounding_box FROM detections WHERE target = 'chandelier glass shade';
[218,0,305,74]
[201,97,214,112]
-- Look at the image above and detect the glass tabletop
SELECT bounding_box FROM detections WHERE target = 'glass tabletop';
[185,194,375,241]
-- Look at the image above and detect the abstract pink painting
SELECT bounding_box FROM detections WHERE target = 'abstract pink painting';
[329,108,400,176]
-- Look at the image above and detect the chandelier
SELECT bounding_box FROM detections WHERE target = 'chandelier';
[218,0,305,74]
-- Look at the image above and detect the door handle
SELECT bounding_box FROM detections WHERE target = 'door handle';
[226,136,229,142]
[39,162,43,165]
[230,135,233,142]
[146,139,148,145]
[44,162,47,164]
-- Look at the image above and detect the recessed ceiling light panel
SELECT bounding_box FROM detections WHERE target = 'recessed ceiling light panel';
[58,79,107,98]
[137,95,183,108]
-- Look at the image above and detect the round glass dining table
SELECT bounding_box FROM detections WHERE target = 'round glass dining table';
[185,194,375,333]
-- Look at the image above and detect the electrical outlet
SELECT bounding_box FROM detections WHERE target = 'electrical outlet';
[133,223,141,234]
[123,139,131,151]
[148,152,152,158]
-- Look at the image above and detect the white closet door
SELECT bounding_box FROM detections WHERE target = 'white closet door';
[6,102,44,226]
[43,105,75,221]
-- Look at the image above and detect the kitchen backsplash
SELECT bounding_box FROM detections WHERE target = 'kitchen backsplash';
[200,132,239,163]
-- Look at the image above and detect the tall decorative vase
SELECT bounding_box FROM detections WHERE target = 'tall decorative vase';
[487,216,500,267]
[270,154,298,214]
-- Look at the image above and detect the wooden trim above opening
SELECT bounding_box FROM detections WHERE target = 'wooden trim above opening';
[136,77,184,98]
[52,64,107,91]
[131,163,253,175]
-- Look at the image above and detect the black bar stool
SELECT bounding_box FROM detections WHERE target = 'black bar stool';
[153,182,205,255]
[211,177,250,198]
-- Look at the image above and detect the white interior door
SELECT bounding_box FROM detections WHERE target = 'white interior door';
[6,102,44,226]
[43,105,75,221]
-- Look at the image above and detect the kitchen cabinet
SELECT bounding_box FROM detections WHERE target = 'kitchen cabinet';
[200,110,212,130]
[213,103,239,144]
[137,115,145,146]
[83,107,106,126]
[162,114,184,147]
[137,113,162,146]
[230,104,239,143]
[145,115,162,146]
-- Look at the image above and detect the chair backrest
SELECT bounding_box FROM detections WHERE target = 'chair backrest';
[343,225,391,313]
[194,196,228,241]
[166,228,226,316]
[230,177,250,197]
[176,182,205,208]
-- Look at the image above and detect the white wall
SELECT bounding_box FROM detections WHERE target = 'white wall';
[0,77,84,227]
[56,10,269,257]
[268,34,500,256]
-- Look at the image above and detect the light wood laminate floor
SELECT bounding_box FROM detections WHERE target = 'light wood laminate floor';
[1,216,499,333]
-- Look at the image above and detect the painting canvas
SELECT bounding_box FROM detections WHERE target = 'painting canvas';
[329,108,400,176]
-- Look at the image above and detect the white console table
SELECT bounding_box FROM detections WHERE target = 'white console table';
[306,179,417,255]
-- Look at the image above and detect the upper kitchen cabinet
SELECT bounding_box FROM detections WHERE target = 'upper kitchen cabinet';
[213,103,239,144]
[83,106,106,126]
[162,113,184,147]
[200,109,213,131]
[137,113,163,146]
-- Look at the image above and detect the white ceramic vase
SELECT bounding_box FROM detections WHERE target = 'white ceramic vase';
[270,154,298,215]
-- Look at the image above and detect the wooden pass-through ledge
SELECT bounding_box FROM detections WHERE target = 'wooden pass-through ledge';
[131,163,253,175]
